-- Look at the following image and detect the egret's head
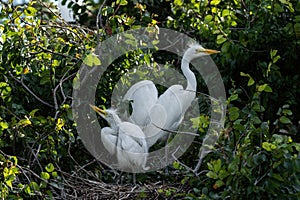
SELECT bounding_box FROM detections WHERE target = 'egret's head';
[183,44,220,62]
[90,104,120,126]
[90,104,107,117]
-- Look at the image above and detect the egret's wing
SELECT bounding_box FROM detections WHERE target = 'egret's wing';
[144,85,194,146]
[117,122,148,170]
[157,85,183,126]
[144,103,167,147]
[158,84,195,123]
[101,127,117,155]
[118,122,148,152]
[123,80,158,126]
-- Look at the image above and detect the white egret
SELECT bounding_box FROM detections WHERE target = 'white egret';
[90,105,149,174]
[124,44,219,147]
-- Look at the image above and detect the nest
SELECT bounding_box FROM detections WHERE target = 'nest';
[51,171,186,199]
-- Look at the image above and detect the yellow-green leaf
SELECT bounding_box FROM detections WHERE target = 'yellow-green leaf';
[18,118,31,127]
[217,35,226,44]
[204,15,213,23]
[73,73,80,90]
[240,72,255,86]
[41,172,50,180]
[174,0,183,6]
[262,142,277,151]
[83,53,101,67]
[211,0,221,6]
[45,163,55,173]
[0,121,8,129]
[222,9,230,17]
[56,118,65,131]
[257,84,272,92]
[206,171,218,179]
[117,0,128,5]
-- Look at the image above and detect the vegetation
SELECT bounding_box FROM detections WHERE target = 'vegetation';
[0,0,299,199]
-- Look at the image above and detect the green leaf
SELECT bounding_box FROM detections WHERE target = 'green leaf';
[257,84,272,92]
[116,0,128,6]
[173,161,181,169]
[211,0,221,6]
[270,172,284,182]
[213,159,222,173]
[56,118,65,131]
[228,94,238,102]
[174,0,183,6]
[24,185,32,195]
[29,181,40,191]
[270,49,278,58]
[229,107,240,121]
[18,118,31,127]
[282,109,292,115]
[204,15,213,23]
[73,73,80,90]
[264,85,272,92]
[124,33,135,40]
[5,174,15,189]
[0,121,8,129]
[252,103,265,112]
[144,54,151,65]
[83,53,101,67]
[252,116,262,124]
[125,39,138,46]
[262,142,277,151]
[215,180,224,187]
[41,172,50,180]
[207,162,214,171]
[216,35,226,44]
[52,171,58,178]
[206,171,218,179]
[273,55,281,63]
[279,116,292,124]
[29,109,39,117]
[25,6,37,16]
[218,169,229,180]
[222,9,230,17]
[240,72,255,86]
[221,41,230,53]
[45,163,55,173]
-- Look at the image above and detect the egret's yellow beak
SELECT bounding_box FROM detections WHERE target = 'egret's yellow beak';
[197,48,220,55]
[89,104,107,116]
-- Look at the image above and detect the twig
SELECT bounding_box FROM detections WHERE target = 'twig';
[96,0,108,43]
[171,146,195,173]
[152,123,198,136]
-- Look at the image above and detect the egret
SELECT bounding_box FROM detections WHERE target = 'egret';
[124,44,219,147]
[90,105,149,175]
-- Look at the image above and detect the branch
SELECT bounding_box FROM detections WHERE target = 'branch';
[96,0,108,43]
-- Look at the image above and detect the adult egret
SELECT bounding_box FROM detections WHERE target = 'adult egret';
[90,105,149,174]
[124,44,219,147]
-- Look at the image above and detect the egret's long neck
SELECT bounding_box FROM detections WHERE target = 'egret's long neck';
[181,58,197,91]
[108,113,122,130]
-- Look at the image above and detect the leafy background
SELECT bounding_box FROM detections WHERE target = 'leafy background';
[0,0,300,199]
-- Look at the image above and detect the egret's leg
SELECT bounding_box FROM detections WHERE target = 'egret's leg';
[133,173,136,185]
[116,172,122,184]
[164,133,171,175]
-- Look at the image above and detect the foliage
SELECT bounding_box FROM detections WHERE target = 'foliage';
[0,0,299,199]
